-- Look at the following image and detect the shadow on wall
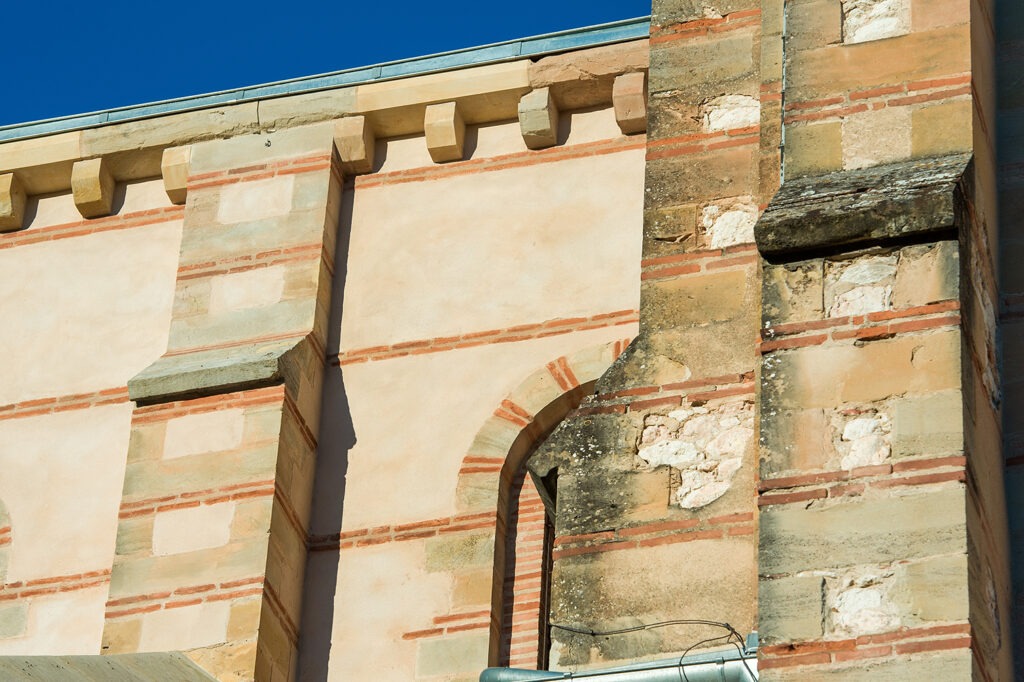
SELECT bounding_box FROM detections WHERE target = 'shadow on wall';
[297,179,357,682]
[998,0,1024,676]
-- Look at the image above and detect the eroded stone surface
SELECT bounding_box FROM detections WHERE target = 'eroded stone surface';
[825,254,897,317]
[636,401,753,509]
[701,200,758,248]
[841,0,911,44]
[702,95,760,132]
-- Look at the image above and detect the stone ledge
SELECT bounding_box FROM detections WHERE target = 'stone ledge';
[128,337,308,405]
[0,652,217,681]
[755,153,972,260]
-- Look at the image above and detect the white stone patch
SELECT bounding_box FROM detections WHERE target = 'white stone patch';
[216,174,294,225]
[702,95,760,132]
[138,601,231,652]
[826,254,897,317]
[702,202,758,249]
[841,0,910,44]
[827,572,900,637]
[152,502,236,556]
[637,402,753,509]
[163,408,244,460]
[839,413,891,469]
[208,265,286,315]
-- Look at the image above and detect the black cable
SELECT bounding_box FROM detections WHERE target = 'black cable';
[549,619,758,681]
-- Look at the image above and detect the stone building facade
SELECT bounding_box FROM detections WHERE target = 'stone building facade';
[0,0,1021,679]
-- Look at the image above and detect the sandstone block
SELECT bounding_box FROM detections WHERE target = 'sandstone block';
[160,146,190,205]
[891,389,963,457]
[759,486,966,575]
[101,618,142,654]
[912,98,973,158]
[892,240,959,308]
[758,575,825,643]
[0,173,26,232]
[612,72,648,135]
[892,553,968,622]
[702,95,760,132]
[787,0,843,49]
[785,122,842,178]
[333,115,376,175]
[518,88,559,149]
[416,633,489,677]
[208,265,287,314]
[71,157,116,218]
[424,531,495,572]
[762,260,825,325]
[842,107,912,171]
[424,101,466,163]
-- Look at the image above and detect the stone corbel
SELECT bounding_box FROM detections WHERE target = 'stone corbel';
[334,115,377,174]
[518,87,559,150]
[0,173,27,232]
[161,146,191,205]
[424,102,466,163]
[71,157,115,218]
[613,71,648,135]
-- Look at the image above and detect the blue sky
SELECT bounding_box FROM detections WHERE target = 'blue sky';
[2,1,651,128]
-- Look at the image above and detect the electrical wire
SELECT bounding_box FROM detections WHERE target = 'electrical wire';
[549,619,758,681]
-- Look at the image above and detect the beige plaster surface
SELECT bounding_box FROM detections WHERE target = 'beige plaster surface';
[207,266,287,315]
[316,325,637,532]
[25,179,173,231]
[138,601,231,652]
[216,175,295,225]
[0,404,130,582]
[0,221,181,404]
[0,587,108,655]
[152,502,236,556]
[323,541,450,681]
[163,408,246,460]
[339,147,642,350]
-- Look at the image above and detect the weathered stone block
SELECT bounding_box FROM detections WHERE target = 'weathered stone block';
[152,502,236,556]
[842,107,912,170]
[762,260,825,325]
[416,633,489,677]
[216,175,295,225]
[333,115,375,175]
[892,553,968,622]
[0,173,27,232]
[71,157,116,218]
[160,146,190,205]
[518,88,559,149]
[424,101,466,163]
[785,122,842,178]
[912,98,973,158]
[892,240,959,308]
[891,389,963,457]
[424,531,494,572]
[841,0,911,44]
[758,575,824,643]
[612,72,648,135]
[760,486,967,575]
[787,0,843,49]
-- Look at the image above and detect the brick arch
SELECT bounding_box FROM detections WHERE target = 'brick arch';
[453,339,631,668]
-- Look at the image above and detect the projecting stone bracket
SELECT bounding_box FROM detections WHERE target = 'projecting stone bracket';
[755,153,972,260]
[518,87,559,150]
[161,146,191,205]
[71,157,116,218]
[424,102,466,163]
[0,173,26,232]
[613,72,648,135]
[334,115,376,174]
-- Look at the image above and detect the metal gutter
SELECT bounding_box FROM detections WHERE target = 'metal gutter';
[480,639,758,682]
[0,17,650,144]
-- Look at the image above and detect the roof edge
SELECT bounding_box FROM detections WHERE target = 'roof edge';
[0,17,650,144]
